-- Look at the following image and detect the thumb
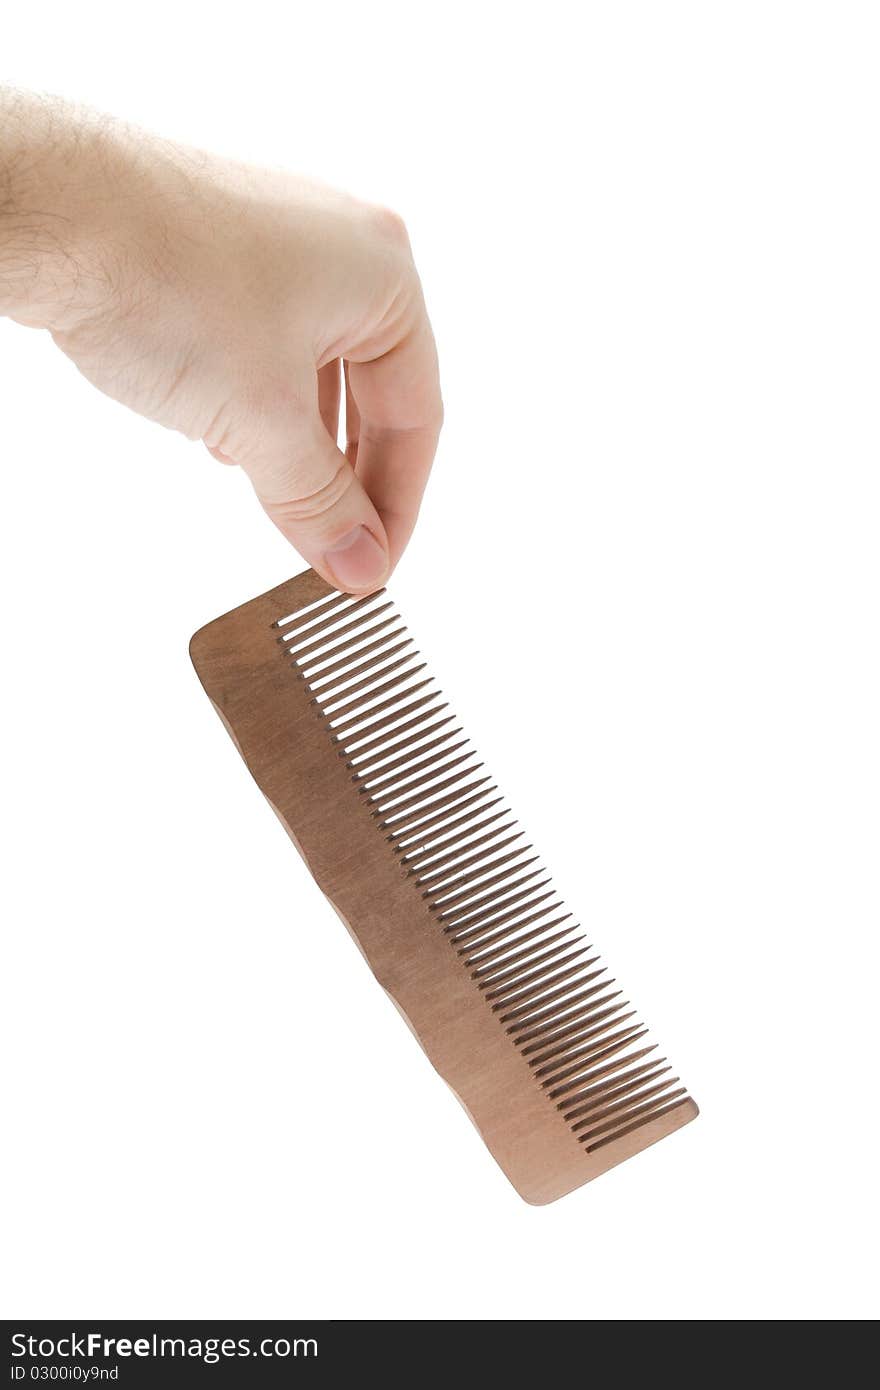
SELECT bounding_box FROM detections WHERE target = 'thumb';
[237,413,391,595]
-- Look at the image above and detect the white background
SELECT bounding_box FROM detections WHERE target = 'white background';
[2,2,878,1321]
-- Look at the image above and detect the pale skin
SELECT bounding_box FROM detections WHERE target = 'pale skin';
[0,89,443,593]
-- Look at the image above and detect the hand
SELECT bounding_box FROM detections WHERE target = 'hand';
[0,93,442,592]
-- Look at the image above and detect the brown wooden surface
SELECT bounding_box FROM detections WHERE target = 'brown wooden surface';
[190,570,697,1203]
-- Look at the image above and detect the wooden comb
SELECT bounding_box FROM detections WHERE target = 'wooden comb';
[190,569,697,1204]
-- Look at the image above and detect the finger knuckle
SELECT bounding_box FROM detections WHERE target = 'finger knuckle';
[366,201,411,251]
[263,457,353,520]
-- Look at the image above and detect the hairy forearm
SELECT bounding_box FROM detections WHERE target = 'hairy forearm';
[1,90,99,325]
[0,88,189,332]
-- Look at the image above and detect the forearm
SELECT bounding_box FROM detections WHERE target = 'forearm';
[0,89,184,332]
[1,91,94,326]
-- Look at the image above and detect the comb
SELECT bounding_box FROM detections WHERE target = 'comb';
[190,570,697,1203]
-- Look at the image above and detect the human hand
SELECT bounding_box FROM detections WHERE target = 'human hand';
[0,93,442,592]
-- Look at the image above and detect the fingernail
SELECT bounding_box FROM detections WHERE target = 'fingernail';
[324,526,388,592]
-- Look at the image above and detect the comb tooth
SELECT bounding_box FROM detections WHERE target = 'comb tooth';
[369,756,483,817]
[274,589,354,634]
[513,985,623,1048]
[397,811,508,861]
[480,938,589,996]
[531,1010,639,1078]
[358,738,470,793]
[336,695,448,751]
[289,586,387,631]
[296,612,400,669]
[315,651,421,707]
[461,908,570,962]
[583,1095,694,1154]
[504,971,610,1032]
[368,755,482,814]
[320,664,430,722]
[355,727,464,785]
[415,830,525,886]
[449,889,558,944]
[282,592,385,649]
[310,636,414,695]
[364,748,476,804]
[546,1039,650,1099]
[578,1089,688,1149]
[516,989,624,1051]
[406,817,517,875]
[567,1062,672,1125]
[492,955,602,1015]
[526,999,630,1063]
[471,921,577,977]
[347,714,456,769]
[429,850,540,907]
[381,779,497,838]
[542,1022,647,1092]
[559,1044,660,1117]
[501,967,606,1026]
[424,847,537,906]
[442,877,553,933]
[570,1072,679,1135]
[300,625,407,686]
[394,800,506,857]
[306,628,411,685]
[436,865,545,923]
[290,602,395,662]
[559,1058,670,1123]
[553,1041,656,1108]
[390,790,504,849]
[331,679,436,736]
[375,764,487,823]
